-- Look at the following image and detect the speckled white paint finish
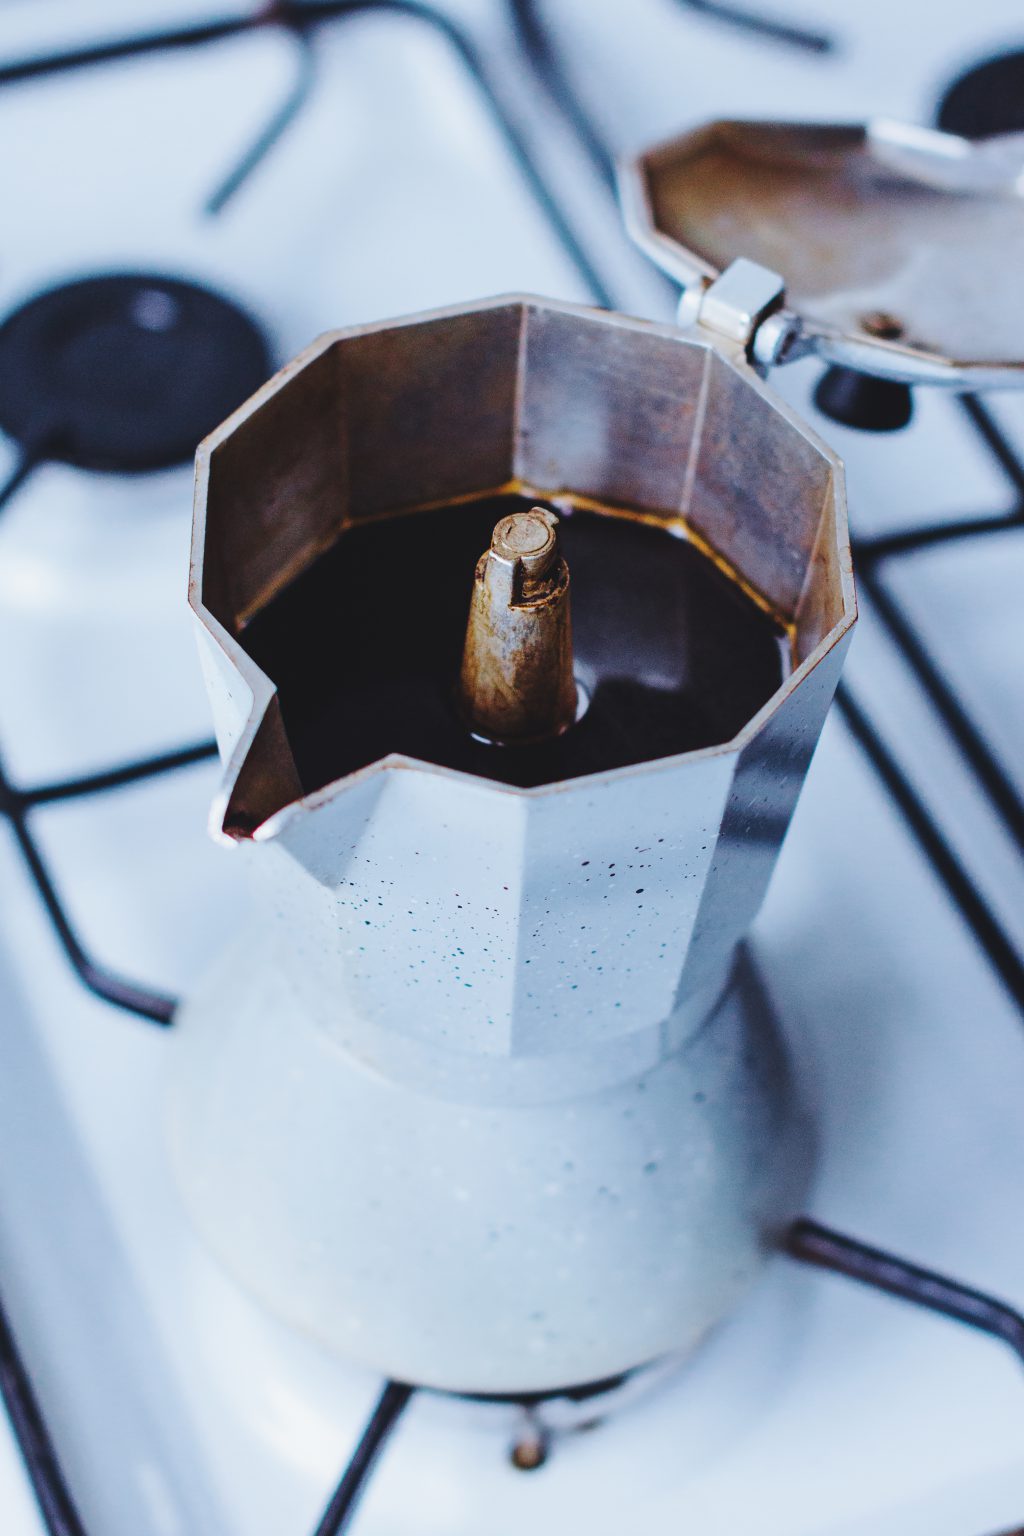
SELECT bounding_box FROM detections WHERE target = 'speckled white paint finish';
[172,933,807,1392]
[171,296,854,1393]
[255,750,735,1079]
[170,743,816,1391]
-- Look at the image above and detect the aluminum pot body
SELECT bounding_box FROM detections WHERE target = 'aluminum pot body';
[172,929,806,1392]
[172,296,854,1392]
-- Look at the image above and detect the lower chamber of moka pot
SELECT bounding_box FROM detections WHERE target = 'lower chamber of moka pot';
[170,942,811,1397]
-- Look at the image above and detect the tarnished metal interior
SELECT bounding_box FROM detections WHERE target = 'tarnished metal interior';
[194,297,851,826]
[632,120,1024,368]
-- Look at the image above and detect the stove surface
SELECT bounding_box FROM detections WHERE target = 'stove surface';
[1,4,1023,1535]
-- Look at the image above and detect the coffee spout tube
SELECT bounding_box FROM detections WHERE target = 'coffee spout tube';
[458,508,577,744]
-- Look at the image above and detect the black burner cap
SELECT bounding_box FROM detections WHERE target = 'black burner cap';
[0,273,272,472]
[937,48,1024,139]
[813,365,914,433]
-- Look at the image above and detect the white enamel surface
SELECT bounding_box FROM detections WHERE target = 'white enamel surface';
[527,0,1024,155]
[5,702,1024,1534]
[1,1,1023,1532]
[0,1417,41,1536]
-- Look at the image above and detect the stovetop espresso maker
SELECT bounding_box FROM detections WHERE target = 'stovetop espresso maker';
[171,117,1024,1396]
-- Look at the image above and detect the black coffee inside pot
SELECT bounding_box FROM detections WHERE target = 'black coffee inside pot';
[243,493,790,792]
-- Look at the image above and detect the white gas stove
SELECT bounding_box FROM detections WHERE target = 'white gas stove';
[0,3,1023,1534]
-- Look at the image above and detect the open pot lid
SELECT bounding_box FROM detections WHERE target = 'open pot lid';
[619,118,1024,389]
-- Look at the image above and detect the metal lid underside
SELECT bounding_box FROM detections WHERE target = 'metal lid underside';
[623,119,1024,384]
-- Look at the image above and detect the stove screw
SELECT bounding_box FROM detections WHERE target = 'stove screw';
[510,1411,550,1471]
[858,310,905,341]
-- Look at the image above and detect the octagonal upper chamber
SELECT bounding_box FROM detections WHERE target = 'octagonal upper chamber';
[194,295,852,822]
[189,297,853,1071]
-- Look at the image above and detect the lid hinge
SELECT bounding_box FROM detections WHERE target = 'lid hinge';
[680,257,801,371]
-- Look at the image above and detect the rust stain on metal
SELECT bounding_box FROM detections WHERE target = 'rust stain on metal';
[509,1425,550,1471]
[459,507,577,744]
[859,309,905,340]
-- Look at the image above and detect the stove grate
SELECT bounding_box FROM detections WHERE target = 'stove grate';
[0,5,1022,1534]
[789,1220,1024,1365]
[0,742,220,1024]
[0,0,615,508]
[0,1286,86,1536]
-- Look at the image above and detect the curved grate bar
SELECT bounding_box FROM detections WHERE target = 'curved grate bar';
[312,1382,415,1536]
[788,1218,1024,1366]
[0,1281,88,1536]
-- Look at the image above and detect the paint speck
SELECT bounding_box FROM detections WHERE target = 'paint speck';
[635,888,644,894]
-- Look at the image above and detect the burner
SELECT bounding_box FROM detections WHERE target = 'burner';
[813,365,914,433]
[937,49,1024,139]
[0,274,272,473]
